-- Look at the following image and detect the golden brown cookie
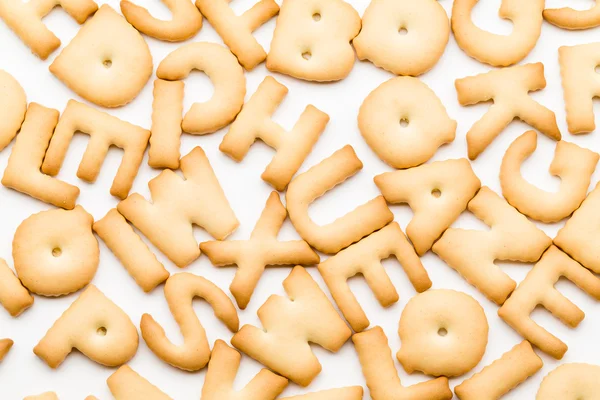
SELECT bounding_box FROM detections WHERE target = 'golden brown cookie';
[375,158,480,255]
[201,192,319,309]
[500,131,598,223]
[220,76,329,191]
[266,0,361,81]
[452,0,544,66]
[231,266,351,386]
[286,145,393,254]
[499,246,600,359]
[0,69,26,151]
[49,5,152,107]
[0,258,33,317]
[397,289,488,377]
[358,77,456,169]
[536,363,600,399]
[544,3,600,30]
[433,187,552,305]
[353,326,452,400]
[141,273,239,371]
[456,63,561,160]
[108,365,172,400]
[319,222,431,332]
[118,147,238,268]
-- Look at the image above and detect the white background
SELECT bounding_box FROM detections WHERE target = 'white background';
[1,0,600,398]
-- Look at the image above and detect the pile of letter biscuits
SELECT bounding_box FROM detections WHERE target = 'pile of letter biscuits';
[1,0,600,399]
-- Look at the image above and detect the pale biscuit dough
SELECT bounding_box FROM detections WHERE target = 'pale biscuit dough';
[397,289,488,377]
[49,5,153,107]
[286,145,393,254]
[195,0,279,70]
[0,258,33,317]
[156,42,245,135]
[544,2,600,30]
[120,0,203,41]
[319,222,431,332]
[536,363,600,400]
[280,387,363,400]
[149,79,184,169]
[499,246,600,359]
[0,338,13,362]
[559,43,600,134]
[266,0,361,81]
[353,0,450,76]
[231,266,352,386]
[93,209,169,293]
[201,340,289,400]
[358,77,456,169]
[0,69,27,151]
[108,365,172,400]
[433,187,552,305]
[353,326,452,400]
[452,0,544,66]
[2,103,80,209]
[34,285,139,368]
[456,63,561,160]
[141,273,239,371]
[220,76,329,191]
[375,158,480,255]
[555,183,600,274]
[13,206,98,297]
[0,0,97,59]
[118,147,239,268]
[454,341,543,400]
[201,191,319,309]
[500,131,598,223]
[41,100,150,199]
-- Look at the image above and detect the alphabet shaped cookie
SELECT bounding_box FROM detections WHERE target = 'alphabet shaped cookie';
[319,222,431,332]
[118,147,238,268]
[156,42,245,135]
[0,258,33,316]
[452,0,544,67]
[108,365,172,400]
[432,187,552,305]
[397,289,488,377]
[280,388,363,400]
[559,43,600,134]
[353,0,449,76]
[200,340,288,400]
[0,70,26,151]
[555,183,600,274]
[149,79,184,169]
[42,100,150,199]
[201,192,319,309]
[499,246,600,359]
[286,145,393,254]
[266,0,361,81]
[359,77,456,169]
[195,0,279,70]
[231,266,351,386]
[141,273,239,371]
[375,158,480,255]
[13,206,99,297]
[536,363,600,399]
[0,0,97,59]
[454,341,542,400]
[49,5,152,107]
[544,2,600,30]
[34,285,139,368]
[2,103,80,209]
[24,394,97,400]
[93,209,169,293]
[456,63,561,160]
[220,76,329,191]
[353,326,452,400]
[501,131,598,223]
[120,0,202,41]
[0,338,13,362]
